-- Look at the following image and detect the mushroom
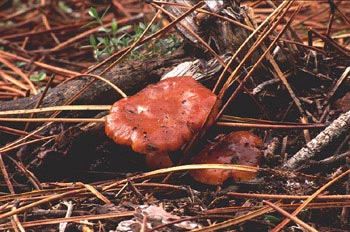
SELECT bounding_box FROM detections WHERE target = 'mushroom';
[105,76,218,168]
[189,131,263,185]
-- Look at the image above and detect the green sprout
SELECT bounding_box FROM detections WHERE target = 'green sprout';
[83,7,182,61]
[30,72,46,82]
[30,72,47,93]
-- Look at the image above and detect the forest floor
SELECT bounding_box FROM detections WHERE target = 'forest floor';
[1,0,350,231]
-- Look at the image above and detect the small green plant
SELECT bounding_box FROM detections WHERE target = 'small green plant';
[30,72,46,82]
[84,7,182,61]
[30,72,47,93]
[264,214,281,223]
[127,22,181,59]
[16,61,27,68]
[84,6,132,61]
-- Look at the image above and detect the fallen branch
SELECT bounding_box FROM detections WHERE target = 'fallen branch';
[282,110,350,170]
[0,52,186,113]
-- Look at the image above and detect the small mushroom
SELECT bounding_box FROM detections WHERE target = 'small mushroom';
[190,131,263,185]
[105,76,217,168]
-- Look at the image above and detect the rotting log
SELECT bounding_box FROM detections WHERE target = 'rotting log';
[163,0,254,55]
[162,0,300,67]
[0,52,187,113]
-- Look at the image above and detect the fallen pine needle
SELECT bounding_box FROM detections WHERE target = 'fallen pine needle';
[0,105,111,116]
[0,118,105,123]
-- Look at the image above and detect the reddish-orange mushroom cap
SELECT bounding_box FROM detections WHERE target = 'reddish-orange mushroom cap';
[190,131,263,185]
[105,76,218,158]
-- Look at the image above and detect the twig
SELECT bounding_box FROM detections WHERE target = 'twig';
[62,74,127,98]
[5,155,43,190]
[0,211,134,230]
[227,192,350,201]
[282,110,350,170]
[217,121,325,129]
[0,153,15,194]
[0,126,44,139]
[40,0,60,45]
[11,203,25,232]
[140,215,148,232]
[0,135,55,153]
[191,205,273,232]
[58,201,73,232]
[24,74,55,131]
[0,50,80,77]
[0,117,105,123]
[309,151,350,167]
[0,56,37,94]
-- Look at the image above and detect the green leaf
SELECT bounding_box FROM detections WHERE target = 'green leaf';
[88,7,99,19]
[95,49,104,58]
[89,34,97,47]
[111,38,120,46]
[103,37,110,47]
[16,61,27,68]
[98,27,111,33]
[120,37,130,47]
[111,19,117,36]
[264,215,281,223]
[97,36,106,45]
[30,72,46,82]
[138,22,145,30]
[117,25,132,33]
[134,25,143,35]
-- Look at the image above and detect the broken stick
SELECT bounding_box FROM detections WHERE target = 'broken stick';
[282,110,350,170]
